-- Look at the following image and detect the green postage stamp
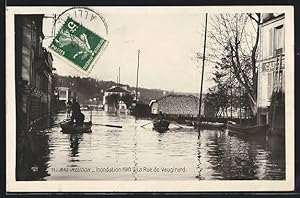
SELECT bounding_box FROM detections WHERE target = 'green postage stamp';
[50,17,107,73]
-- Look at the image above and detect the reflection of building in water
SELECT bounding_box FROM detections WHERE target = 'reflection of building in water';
[16,132,51,180]
[257,13,285,135]
[206,133,260,179]
[69,134,81,158]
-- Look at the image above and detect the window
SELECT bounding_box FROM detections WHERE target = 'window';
[60,90,67,98]
[268,28,274,57]
[260,115,267,125]
[274,25,284,55]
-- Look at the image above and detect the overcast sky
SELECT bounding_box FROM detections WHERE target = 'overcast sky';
[43,7,217,93]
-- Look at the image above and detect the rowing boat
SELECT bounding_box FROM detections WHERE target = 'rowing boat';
[226,123,268,135]
[153,120,170,132]
[60,120,92,133]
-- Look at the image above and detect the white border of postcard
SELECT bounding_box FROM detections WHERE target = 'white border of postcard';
[6,6,294,192]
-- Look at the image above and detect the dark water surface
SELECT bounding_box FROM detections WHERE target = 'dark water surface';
[27,111,285,181]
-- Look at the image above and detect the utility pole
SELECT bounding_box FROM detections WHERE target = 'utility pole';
[230,67,233,120]
[239,85,242,125]
[119,66,121,86]
[198,13,208,131]
[135,49,140,102]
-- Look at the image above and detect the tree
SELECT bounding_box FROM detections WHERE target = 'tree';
[199,13,261,117]
[106,94,120,109]
[204,57,249,119]
[120,94,134,108]
[204,87,229,118]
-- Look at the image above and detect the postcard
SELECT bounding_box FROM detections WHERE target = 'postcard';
[6,6,294,192]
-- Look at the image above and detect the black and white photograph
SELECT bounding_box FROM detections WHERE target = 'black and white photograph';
[6,6,294,192]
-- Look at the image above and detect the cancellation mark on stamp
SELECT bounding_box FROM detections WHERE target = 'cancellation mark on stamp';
[50,17,106,72]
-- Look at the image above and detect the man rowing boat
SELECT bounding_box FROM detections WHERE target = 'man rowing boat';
[71,98,85,126]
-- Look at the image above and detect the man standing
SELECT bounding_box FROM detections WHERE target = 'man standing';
[71,98,84,125]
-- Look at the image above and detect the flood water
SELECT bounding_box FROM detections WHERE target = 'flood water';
[24,110,285,181]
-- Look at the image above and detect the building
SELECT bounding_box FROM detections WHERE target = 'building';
[15,14,55,133]
[56,86,74,110]
[15,15,57,180]
[58,87,70,101]
[257,13,285,130]
[102,86,133,113]
[150,94,204,117]
[149,100,159,114]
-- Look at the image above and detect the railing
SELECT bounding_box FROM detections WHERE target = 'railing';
[273,54,284,93]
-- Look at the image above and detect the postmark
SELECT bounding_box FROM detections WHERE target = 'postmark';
[49,7,109,75]
[50,17,106,71]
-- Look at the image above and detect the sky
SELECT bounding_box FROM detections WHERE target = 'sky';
[42,7,217,93]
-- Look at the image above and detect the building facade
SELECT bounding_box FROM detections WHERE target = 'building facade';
[257,13,285,128]
[15,14,55,134]
[102,86,133,113]
[56,86,73,110]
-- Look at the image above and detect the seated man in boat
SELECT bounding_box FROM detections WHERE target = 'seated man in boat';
[71,98,85,126]
[157,111,168,124]
[157,111,164,121]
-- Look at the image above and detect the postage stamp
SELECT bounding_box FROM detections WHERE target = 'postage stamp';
[50,17,107,72]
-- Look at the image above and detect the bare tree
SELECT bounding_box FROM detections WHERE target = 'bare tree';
[199,13,261,117]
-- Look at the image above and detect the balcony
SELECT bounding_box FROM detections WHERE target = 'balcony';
[275,48,283,56]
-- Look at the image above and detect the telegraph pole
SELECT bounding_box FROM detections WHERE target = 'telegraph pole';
[230,67,233,120]
[198,13,208,131]
[119,66,121,85]
[135,50,140,102]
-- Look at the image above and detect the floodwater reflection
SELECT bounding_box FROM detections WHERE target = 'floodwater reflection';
[18,111,285,181]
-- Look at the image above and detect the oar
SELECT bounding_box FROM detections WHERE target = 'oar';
[93,123,123,128]
[140,121,153,128]
[171,122,183,129]
[53,119,71,125]
[51,120,70,127]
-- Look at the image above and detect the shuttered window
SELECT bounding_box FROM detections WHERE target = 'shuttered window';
[269,28,274,57]
[274,25,284,54]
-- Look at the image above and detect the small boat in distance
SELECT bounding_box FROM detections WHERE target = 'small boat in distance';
[153,120,170,132]
[60,120,92,134]
[226,122,268,136]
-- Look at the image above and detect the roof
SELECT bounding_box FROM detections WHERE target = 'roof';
[261,13,284,24]
[149,100,157,107]
[158,94,200,101]
[58,87,69,90]
[156,94,202,115]
[105,86,131,93]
